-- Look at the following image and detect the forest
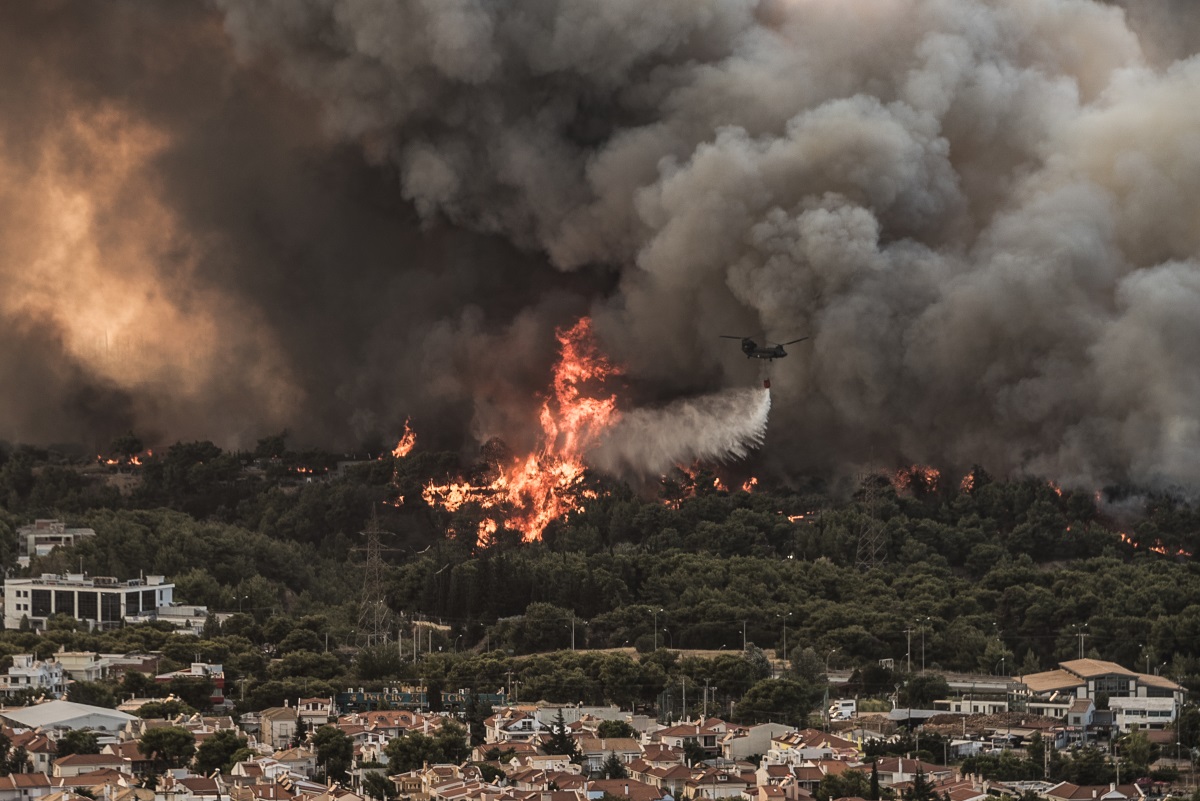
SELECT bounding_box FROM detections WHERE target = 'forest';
[1,435,1199,733]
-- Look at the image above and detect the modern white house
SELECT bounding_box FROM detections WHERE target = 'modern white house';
[3,574,174,631]
[0,654,65,699]
[1108,697,1178,732]
[15,520,96,568]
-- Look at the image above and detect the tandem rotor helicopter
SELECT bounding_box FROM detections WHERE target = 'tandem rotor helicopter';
[720,334,809,360]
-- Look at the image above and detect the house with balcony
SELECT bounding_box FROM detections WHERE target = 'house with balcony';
[0,655,65,699]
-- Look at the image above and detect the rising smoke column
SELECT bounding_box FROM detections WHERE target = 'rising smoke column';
[211,0,1200,489]
[5,1,1200,490]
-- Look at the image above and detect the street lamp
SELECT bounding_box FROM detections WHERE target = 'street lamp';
[654,608,664,651]
[662,628,673,649]
[826,648,840,674]
[776,612,793,667]
[920,616,931,672]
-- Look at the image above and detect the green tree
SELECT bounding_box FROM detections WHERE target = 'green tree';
[361,772,395,801]
[900,674,950,708]
[384,721,470,773]
[139,726,196,770]
[901,769,936,801]
[734,678,817,726]
[600,752,628,779]
[545,710,580,761]
[596,720,638,739]
[194,729,248,775]
[313,726,354,783]
[814,768,870,801]
[55,730,100,758]
[67,682,117,709]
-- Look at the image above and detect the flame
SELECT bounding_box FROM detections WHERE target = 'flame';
[892,465,941,493]
[1119,531,1192,558]
[960,473,976,493]
[713,477,727,492]
[742,477,758,492]
[1048,480,1063,497]
[422,318,620,541]
[98,449,153,468]
[393,419,416,459]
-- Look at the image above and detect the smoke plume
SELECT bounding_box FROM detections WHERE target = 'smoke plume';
[4,1,1200,489]
[593,388,771,476]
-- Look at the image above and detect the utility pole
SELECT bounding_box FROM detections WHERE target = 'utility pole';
[742,620,747,652]
[703,679,711,719]
[682,677,687,721]
[905,625,913,674]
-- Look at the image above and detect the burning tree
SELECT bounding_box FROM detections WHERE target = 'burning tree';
[422,317,621,542]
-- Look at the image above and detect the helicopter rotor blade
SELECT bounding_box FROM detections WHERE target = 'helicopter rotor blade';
[779,337,809,346]
[720,335,750,340]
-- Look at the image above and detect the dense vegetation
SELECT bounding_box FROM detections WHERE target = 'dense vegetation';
[1,437,1200,732]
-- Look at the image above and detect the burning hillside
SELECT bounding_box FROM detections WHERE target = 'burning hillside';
[422,318,619,542]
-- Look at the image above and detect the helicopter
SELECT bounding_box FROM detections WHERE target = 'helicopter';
[721,334,809,360]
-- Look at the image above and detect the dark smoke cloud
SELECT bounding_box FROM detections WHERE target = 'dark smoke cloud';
[4,0,1200,490]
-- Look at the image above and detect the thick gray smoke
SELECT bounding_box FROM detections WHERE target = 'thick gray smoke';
[5,1,1200,489]
[593,388,771,476]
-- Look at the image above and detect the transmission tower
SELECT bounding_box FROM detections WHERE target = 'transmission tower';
[355,509,393,649]
[854,471,887,571]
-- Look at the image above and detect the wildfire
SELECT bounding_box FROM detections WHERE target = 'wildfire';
[893,465,941,493]
[422,318,620,542]
[97,449,153,468]
[1119,532,1193,558]
[1048,480,1063,497]
[393,419,416,459]
[742,477,759,492]
[960,473,975,493]
[713,477,727,492]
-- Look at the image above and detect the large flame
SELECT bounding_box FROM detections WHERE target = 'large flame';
[422,318,620,542]
[392,419,417,458]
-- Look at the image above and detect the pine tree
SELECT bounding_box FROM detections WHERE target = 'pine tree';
[546,710,580,763]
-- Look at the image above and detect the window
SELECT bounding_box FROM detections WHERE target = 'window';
[78,592,98,620]
[54,591,75,617]
[31,590,51,617]
[126,591,141,616]
[100,592,121,623]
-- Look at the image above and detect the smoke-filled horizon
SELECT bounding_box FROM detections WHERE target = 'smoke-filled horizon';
[3,0,1200,489]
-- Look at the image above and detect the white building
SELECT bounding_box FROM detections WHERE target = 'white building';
[4,574,174,631]
[16,520,96,568]
[1108,697,1178,732]
[0,699,136,733]
[0,654,65,698]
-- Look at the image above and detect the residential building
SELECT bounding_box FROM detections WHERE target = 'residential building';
[3,574,174,631]
[1108,697,1178,732]
[720,724,794,761]
[1043,782,1144,801]
[16,521,96,568]
[0,772,63,801]
[54,651,110,683]
[154,663,226,707]
[259,706,299,749]
[295,698,333,728]
[0,655,65,699]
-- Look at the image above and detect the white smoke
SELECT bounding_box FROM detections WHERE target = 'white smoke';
[591,388,771,475]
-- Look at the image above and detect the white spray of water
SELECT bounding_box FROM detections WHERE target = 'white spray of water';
[591,388,771,476]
